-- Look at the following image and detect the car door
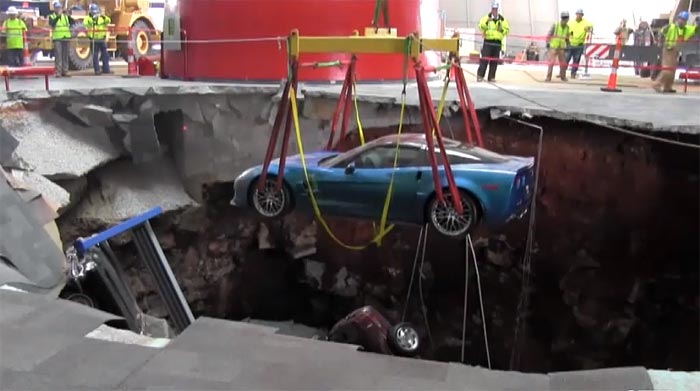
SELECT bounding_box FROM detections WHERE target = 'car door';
[319,144,427,221]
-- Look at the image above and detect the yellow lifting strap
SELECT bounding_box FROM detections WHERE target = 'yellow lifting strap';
[352,79,367,145]
[290,86,408,250]
[436,69,451,125]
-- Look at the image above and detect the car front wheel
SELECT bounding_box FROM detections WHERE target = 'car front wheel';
[388,322,420,357]
[250,177,291,218]
[427,189,478,237]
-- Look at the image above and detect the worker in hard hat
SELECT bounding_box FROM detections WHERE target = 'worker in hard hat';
[85,3,111,75]
[1,6,27,67]
[653,11,696,93]
[566,9,593,79]
[545,12,571,82]
[48,1,75,77]
[476,1,510,82]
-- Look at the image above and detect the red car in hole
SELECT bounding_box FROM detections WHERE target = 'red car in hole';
[327,305,421,357]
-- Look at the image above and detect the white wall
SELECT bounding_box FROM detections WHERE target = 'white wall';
[439,0,558,54]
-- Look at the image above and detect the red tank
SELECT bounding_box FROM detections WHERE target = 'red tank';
[162,0,442,82]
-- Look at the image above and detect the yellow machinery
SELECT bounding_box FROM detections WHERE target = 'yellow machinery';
[1,0,160,69]
[65,0,161,70]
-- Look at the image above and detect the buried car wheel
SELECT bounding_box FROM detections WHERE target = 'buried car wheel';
[250,177,291,218]
[427,189,479,238]
[388,322,421,356]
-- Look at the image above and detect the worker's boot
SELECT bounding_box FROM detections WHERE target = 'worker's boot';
[559,70,568,82]
[545,66,553,82]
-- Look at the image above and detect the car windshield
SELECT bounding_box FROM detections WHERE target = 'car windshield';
[444,143,509,163]
[318,135,510,167]
[318,138,388,167]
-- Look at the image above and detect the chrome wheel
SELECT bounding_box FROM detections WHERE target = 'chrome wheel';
[393,325,419,351]
[252,178,288,218]
[429,191,476,237]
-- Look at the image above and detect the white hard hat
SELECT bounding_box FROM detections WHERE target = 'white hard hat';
[6,6,18,15]
[491,1,500,8]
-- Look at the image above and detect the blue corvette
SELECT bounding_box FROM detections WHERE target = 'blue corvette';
[231,134,534,237]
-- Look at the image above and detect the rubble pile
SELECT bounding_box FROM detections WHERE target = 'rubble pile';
[1,90,697,373]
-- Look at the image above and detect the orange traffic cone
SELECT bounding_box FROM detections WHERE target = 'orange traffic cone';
[22,31,32,66]
[601,32,623,93]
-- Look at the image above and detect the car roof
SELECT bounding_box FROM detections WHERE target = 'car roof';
[370,133,462,148]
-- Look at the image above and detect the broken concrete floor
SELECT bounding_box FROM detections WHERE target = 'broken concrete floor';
[1,85,698,373]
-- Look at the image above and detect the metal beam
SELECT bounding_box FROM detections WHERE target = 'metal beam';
[288,30,460,59]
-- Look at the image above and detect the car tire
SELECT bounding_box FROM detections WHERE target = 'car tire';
[249,176,291,219]
[426,189,479,238]
[388,322,420,357]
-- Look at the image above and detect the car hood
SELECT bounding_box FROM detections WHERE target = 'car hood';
[236,151,339,181]
[280,151,338,167]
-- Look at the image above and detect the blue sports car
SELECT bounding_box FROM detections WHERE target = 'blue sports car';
[231,134,534,237]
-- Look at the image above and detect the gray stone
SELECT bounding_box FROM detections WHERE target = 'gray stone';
[54,176,87,213]
[66,103,114,127]
[331,267,359,297]
[6,169,70,211]
[0,125,19,166]
[301,259,325,290]
[72,156,198,224]
[2,108,121,179]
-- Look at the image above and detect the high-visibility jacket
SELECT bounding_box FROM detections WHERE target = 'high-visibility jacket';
[1,18,27,49]
[569,18,593,47]
[662,23,696,50]
[49,12,72,40]
[478,13,510,42]
[85,15,111,39]
[548,22,570,49]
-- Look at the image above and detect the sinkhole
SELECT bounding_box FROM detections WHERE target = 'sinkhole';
[44,96,700,374]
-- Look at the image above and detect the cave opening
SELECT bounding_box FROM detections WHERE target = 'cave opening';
[57,107,699,374]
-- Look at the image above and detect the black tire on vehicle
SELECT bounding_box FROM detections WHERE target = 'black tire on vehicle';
[68,22,93,70]
[131,20,154,59]
[249,176,292,219]
[388,322,421,357]
[426,188,479,238]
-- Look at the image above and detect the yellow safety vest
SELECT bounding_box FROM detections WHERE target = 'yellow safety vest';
[569,18,593,47]
[49,13,71,40]
[478,14,510,42]
[85,15,111,40]
[2,18,27,49]
[550,22,570,49]
[662,23,696,49]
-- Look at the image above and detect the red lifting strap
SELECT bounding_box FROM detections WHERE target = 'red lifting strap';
[414,61,464,214]
[326,57,356,150]
[452,62,483,147]
[258,61,299,192]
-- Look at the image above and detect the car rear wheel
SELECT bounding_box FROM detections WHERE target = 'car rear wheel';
[388,322,420,356]
[250,177,291,218]
[427,189,478,238]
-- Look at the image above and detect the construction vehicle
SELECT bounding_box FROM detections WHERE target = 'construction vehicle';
[64,0,161,70]
[1,0,160,70]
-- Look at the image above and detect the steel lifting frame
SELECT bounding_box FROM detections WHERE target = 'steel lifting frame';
[259,30,481,213]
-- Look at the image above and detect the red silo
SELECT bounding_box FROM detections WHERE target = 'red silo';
[162,0,442,82]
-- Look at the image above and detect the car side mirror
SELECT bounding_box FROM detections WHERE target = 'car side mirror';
[345,162,356,175]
